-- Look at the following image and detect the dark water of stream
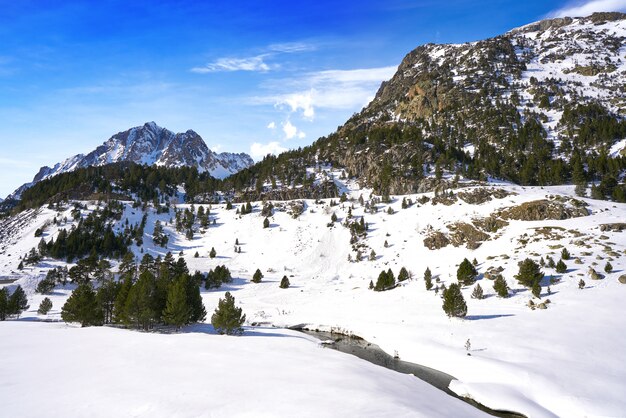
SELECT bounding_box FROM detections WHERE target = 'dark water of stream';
[300,330,525,418]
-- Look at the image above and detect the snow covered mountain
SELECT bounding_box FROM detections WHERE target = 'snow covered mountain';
[302,12,626,194]
[8,122,254,199]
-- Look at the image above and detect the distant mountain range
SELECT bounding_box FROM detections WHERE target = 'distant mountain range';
[8,122,254,200]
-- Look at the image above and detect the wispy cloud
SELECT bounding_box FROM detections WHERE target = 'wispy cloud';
[267,42,317,53]
[192,41,316,74]
[548,0,626,17]
[191,55,272,73]
[252,66,397,120]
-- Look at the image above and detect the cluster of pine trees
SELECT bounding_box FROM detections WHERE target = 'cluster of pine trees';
[0,285,29,320]
[61,253,206,329]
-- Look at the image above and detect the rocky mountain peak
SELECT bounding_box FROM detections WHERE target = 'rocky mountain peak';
[7,123,254,200]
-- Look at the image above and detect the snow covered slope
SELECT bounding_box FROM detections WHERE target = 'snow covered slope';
[1,169,625,417]
[0,321,485,418]
[7,122,253,199]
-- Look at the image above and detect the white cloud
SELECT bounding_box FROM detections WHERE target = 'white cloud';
[250,141,287,159]
[282,120,306,140]
[256,66,397,120]
[280,91,315,120]
[191,55,271,73]
[267,121,276,129]
[549,0,626,17]
[267,42,316,53]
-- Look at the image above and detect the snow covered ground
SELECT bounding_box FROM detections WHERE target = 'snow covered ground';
[1,172,625,417]
[0,321,485,418]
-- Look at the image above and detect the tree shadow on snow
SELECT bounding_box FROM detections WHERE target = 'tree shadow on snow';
[464,314,515,320]
[182,323,309,340]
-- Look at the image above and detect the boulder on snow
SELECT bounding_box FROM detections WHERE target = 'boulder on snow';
[618,275,626,284]
[588,268,604,280]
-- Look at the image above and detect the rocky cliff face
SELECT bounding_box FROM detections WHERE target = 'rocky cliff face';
[309,12,626,194]
[8,122,254,199]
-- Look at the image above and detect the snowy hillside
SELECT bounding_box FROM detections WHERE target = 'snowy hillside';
[7,122,254,199]
[1,167,625,417]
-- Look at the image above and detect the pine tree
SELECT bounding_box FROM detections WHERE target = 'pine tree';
[184,274,206,323]
[124,270,158,330]
[8,285,29,318]
[493,275,509,298]
[424,267,433,290]
[604,262,613,273]
[578,279,585,289]
[252,269,264,283]
[398,267,409,282]
[61,283,102,327]
[163,277,190,330]
[531,281,541,298]
[471,283,484,300]
[561,247,571,260]
[209,247,217,258]
[96,280,119,324]
[38,297,53,315]
[263,217,270,228]
[369,280,374,290]
[211,291,246,335]
[555,259,567,274]
[515,258,544,288]
[457,258,477,286]
[0,288,7,321]
[369,249,376,261]
[280,276,290,289]
[36,272,56,294]
[442,283,467,318]
[113,276,133,324]
[331,212,337,223]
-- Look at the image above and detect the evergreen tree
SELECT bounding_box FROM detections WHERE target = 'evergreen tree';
[515,258,544,288]
[96,280,120,324]
[61,283,102,327]
[209,247,217,259]
[457,258,478,286]
[36,272,56,294]
[263,217,270,228]
[280,276,290,289]
[531,281,542,298]
[578,279,585,289]
[184,274,206,323]
[331,212,337,223]
[211,291,246,335]
[561,247,571,260]
[555,259,567,274]
[374,269,395,291]
[252,269,264,283]
[369,249,376,261]
[163,277,190,330]
[118,252,137,280]
[604,262,613,273]
[442,283,467,318]
[424,267,433,290]
[471,283,484,300]
[113,276,133,324]
[493,275,509,298]
[8,285,29,318]
[124,270,158,330]
[38,297,53,315]
[398,267,409,282]
[369,280,374,290]
[0,288,7,320]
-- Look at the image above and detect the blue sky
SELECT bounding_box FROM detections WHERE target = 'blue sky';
[1,0,625,197]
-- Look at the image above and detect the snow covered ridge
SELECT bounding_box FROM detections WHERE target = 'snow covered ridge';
[7,122,254,200]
